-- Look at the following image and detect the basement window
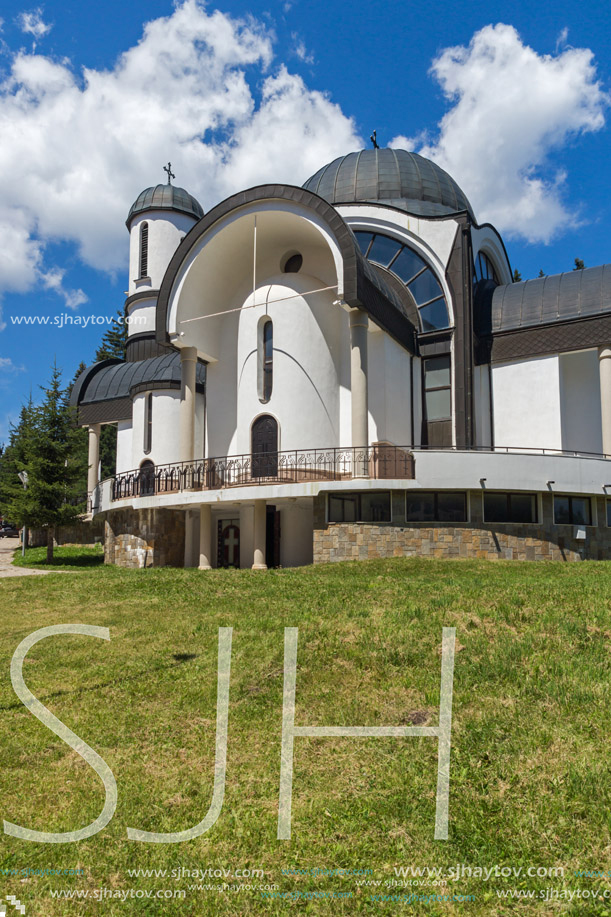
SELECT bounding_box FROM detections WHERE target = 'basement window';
[554,495,592,526]
[328,492,391,523]
[484,492,538,524]
[406,492,467,523]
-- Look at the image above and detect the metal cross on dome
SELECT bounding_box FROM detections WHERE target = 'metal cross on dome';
[163,162,175,185]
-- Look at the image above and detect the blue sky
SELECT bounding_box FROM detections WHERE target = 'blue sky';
[0,0,610,443]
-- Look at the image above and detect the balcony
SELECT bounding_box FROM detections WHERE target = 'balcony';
[111,444,416,501]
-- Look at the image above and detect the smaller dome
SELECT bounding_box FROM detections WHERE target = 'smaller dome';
[126,184,204,226]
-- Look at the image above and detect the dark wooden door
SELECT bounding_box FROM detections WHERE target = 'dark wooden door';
[251,415,278,478]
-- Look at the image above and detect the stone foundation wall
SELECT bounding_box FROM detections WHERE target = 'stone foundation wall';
[313,492,611,563]
[28,519,104,548]
[104,508,185,568]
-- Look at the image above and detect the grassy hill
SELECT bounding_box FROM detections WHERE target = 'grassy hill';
[1,555,610,915]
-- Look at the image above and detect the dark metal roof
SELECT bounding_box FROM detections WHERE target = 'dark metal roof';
[302,149,474,219]
[484,264,611,333]
[70,352,206,408]
[126,184,204,226]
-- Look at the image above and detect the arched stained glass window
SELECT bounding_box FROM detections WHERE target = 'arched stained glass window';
[354,230,450,332]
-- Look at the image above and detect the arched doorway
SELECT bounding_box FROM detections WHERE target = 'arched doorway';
[139,460,155,496]
[251,415,278,478]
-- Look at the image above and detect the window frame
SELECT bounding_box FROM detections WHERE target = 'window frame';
[553,495,593,526]
[353,229,450,331]
[422,355,452,423]
[327,491,392,524]
[483,491,539,524]
[405,491,468,523]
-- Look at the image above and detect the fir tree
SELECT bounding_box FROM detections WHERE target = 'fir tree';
[95,309,128,361]
[538,269,546,278]
[513,268,522,282]
[3,363,87,562]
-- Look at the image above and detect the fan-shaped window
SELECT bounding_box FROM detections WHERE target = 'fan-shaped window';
[354,231,450,332]
[139,222,149,278]
[473,251,499,285]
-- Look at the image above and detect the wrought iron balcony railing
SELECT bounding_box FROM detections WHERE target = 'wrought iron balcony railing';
[111,444,415,501]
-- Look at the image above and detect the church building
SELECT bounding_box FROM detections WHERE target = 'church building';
[71,148,611,567]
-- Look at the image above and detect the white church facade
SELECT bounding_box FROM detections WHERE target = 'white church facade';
[71,148,611,568]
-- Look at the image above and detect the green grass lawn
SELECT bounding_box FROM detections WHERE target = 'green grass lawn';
[12,545,105,569]
[0,557,610,915]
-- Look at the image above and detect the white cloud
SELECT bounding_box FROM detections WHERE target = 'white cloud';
[393,24,608,242]
[0,0,360,317]
[17,7,52,39]
[41,268,88,310]
[292,33,314,65]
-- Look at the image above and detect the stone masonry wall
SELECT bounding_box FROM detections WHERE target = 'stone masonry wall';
[313,492,611,563]
[104,508,185,568]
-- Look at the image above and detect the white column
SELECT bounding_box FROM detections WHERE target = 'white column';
[350,309,369,477]
[180,346,197,464]
[199,504,212,570]
[599,347,611,456]
[87,423,101,493]
[252,499,267,570]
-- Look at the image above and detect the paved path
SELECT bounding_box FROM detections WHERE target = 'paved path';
[0,540,67,577]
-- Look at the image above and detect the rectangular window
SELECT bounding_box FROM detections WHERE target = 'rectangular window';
[328,492,391,523]
[554,495,592,525]
[423,355,451,422]
[607,501,611,527]
[406,492,467,522]
[484,492,538,523]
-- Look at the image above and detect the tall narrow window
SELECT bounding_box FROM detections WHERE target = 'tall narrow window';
[144,393,153,454]
[423,356,451,421]
[258,318,273,403]
[139,222,149,278]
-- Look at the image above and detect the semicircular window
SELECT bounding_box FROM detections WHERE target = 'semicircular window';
[354,231,450,332]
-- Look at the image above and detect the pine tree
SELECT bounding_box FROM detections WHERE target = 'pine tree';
[538,269,546,278]
[513,268,522,282]
[3,363,87,562]
[573,258,586,271]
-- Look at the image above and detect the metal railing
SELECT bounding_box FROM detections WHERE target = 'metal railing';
[111,444,415,501]
[107,442,611,503]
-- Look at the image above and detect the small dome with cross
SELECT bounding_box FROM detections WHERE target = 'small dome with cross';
[126,163,204,227]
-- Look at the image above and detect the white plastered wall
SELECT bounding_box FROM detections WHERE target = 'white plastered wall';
[128,210,198,295]
[559,349,603,454]
[116,420,133,473]
[368,329,412,444]
[132,390,204,467]
[492,355,562,450]
[473,364,492,449]
[235,274,344,454]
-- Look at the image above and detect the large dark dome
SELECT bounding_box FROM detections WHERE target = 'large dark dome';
[302,148,473,219]
[126,183,204,227]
